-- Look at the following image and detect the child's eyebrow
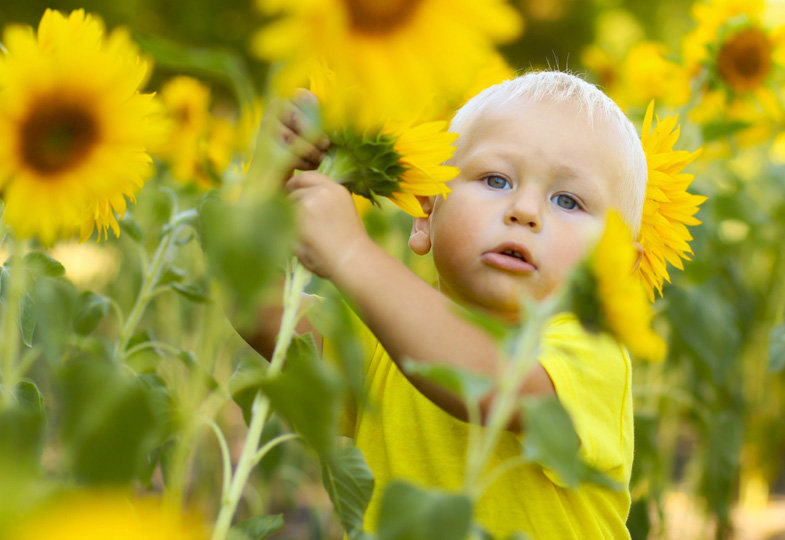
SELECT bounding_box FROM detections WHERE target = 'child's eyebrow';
[552,166,605,203]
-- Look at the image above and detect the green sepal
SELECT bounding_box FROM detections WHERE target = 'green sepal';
[328,129,406,204]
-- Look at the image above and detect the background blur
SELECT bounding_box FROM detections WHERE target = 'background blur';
[2,1,785,539]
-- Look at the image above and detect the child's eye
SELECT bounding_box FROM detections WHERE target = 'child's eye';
[552,193,579,210]
[483,175,510,189]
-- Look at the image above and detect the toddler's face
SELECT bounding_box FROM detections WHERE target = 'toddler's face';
[424,98,630,321]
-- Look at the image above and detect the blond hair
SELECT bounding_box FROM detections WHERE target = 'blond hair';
[450,71,647,234]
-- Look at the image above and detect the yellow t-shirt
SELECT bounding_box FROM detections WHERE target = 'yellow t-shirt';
[324,312,634,539]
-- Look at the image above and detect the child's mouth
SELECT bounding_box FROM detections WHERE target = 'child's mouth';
[481,243,536,274]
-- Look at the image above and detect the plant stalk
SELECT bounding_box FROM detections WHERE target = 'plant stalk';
[211,260,309,540]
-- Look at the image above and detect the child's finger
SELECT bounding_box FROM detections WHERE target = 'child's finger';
[276,123,325,168]
[285,90,326,141]
[285,170,329,192]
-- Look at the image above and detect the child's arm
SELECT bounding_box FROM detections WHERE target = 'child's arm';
[234,90,330,359]
[286,171,554,431]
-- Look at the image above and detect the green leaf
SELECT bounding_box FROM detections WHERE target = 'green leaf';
[19,294,36,347]
[29,277,78,363]
[701,120,752,141]
[307,292,366,406]
[260,334,342,456]
[401,359,492,405]
[768,323,785,372]
[57,357,159,484]
[376,481,473,540]
[227,515,285,540]
[171,282,211,303]
[198,192,295,325]
[23,252,65,278]
[119,214,144,243]
[159,265,187,285]
[454,303,511,343]
[521,396,619,490]
[0,379,46,472]
[73,291,111,335]
[322,446,375,537]
[698,410,743,530]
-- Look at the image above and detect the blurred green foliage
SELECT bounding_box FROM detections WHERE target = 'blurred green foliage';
[2,1,785,539]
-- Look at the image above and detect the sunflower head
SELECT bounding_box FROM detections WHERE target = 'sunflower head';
[568,211,666,362]
[0,9,168,244]
[324,121,458,217]
[11,490,207,540]
[715,26,773,93]
[638,101,706,301]
[253,0,523,122]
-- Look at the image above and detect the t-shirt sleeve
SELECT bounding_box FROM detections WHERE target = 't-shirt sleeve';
[537,314,634,486]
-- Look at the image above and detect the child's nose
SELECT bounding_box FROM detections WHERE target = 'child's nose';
[503,193,542,232]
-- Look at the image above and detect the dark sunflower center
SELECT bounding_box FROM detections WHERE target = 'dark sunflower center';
[20,100,99,176]
[717,27,772,92]
[343,0,423,34]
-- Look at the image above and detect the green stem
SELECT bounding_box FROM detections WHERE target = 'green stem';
[124,340,182,359]
[115,210,196,360]
[0,236,25,409]
[205,417,234,504]
[252,433,301,466]
[463,298,553,497]
[211,259,310,540]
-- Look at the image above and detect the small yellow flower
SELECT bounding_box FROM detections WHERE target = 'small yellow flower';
[12,490,207,540]
[639,102,706,301]
[0,9,168,244]
[572,212,666,363]
[582,42,690,109]
[157,76,240,189]
[595,212,666,362]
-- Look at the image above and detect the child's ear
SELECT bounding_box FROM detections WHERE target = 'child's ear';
[632,241,643,272]
[408,196,433,255]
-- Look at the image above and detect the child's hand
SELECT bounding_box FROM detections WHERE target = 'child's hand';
[253,89,331,183]
[286,171,370,279]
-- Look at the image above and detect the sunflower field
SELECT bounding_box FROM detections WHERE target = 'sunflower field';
[1,0,784,539]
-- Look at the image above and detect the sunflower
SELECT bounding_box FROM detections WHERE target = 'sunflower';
[324,121,458,217]
[252,0,523,121]
[570,211,666,362]
[12,490,206,540]
[638,102,706,301]
[308,61,459,216]
[0,9,168,244]
[681,0,785,137]
[157,76,239,189]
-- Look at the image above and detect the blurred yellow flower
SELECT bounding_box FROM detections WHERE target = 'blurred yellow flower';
[682,0,785,136]
[583,41,690,109]
[571,212,666,363]
[12,491,206,540]
[683,0,765,72]
[594,212,666,362]
[638,102,706,301]
[158,76,240,189]
[252,0,523,122]
[0,9,167,244]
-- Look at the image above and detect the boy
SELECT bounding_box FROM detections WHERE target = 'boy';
[245,71,647,538]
